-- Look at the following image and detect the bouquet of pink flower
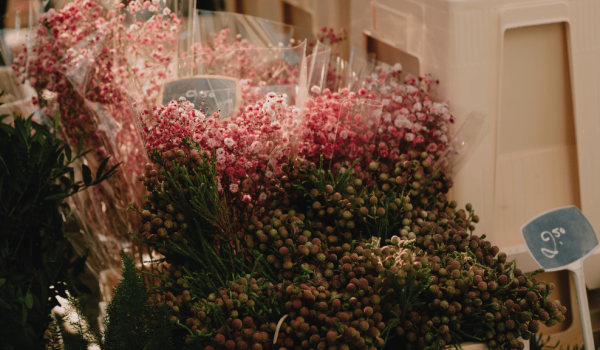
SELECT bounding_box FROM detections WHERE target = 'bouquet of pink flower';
[11,0,184,272]
[296,66,454,177]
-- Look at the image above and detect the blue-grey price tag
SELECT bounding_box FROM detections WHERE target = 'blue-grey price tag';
[520,206,598,271]
[159,75,241,120]
[521,206,598,349]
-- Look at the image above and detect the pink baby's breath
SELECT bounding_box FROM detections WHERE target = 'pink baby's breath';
[140,95,296,205]
[224,138,235,147]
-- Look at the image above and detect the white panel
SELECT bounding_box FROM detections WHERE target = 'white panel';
[372,3,411,51]
[494,146,580,247]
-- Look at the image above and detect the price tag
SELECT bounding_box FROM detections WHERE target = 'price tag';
[158,75,241,121]
[521,206,598,271]
[521,206,597,349]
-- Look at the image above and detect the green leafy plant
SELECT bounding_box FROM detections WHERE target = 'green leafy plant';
[43,295,101,350]
[0,99,120,349]
[103,252,176,350]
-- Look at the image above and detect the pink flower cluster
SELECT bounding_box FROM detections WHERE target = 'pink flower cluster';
[295,65,455,174]
[144,66,455,208]
[310,27,347,53]
[10,0,183,270]
[12,0,180,155]
[140,92,302,207]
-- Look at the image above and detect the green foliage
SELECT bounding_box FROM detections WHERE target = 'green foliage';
[149,142,235,240]
[41,296,100,350]
[61,295,100,350]
[44,313,65,350]
[103,253,178,350]
[140,146,253,289]
[103,253,152,349]
[145,304,178,350]
[0,102,120,349]
[531,334,561,350]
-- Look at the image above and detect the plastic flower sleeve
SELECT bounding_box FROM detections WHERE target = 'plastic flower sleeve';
[57,156,133,276]
[332,98,384,173]
[18,0,180,273]
[306,41,332,95]
[134,39,308,132]
[55,30,147,201]
[345,48,376,92]
[433,110,491,175]
[0,0,42,72]
[182,9,314,105]
[305,27,348,93]
[130,10,314,121]
[325,55,348,93]
[292,90,383,174]
[185,10,312,54]
[61,196,123,279]
[58,33,104,97]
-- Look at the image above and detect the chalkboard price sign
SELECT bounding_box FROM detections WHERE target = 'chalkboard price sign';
[158,75,241,121]
[521,206,597,349]
[520,206,598,271]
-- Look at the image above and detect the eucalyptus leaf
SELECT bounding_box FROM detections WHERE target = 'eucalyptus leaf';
[44,193,67,201]
[57,153,64,168]
[59,175,71,188]
[96,156,110,179]
[64,144,72,162]
[21,304,28,326]
[25,292,33,309]
[77,133,84,155]
[82,163,92,186]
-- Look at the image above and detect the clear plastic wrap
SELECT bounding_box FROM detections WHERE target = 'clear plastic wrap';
[324,55,348,93]
[344,48,377,92]
[307,41,331,95]
[0,0,42,66]
[131,27,310,143]
[188,42,307,105]
[1,28,31,66]
[51,31,147,273]
[433,110,491,175]
[336,51,491,178]
[129,10,318,116]
[330,97,384,172]
[184,11,314,103]
[185,10,312,53]
[0,66,39,123]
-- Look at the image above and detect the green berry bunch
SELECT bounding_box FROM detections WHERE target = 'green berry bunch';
[126,146,566,350]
